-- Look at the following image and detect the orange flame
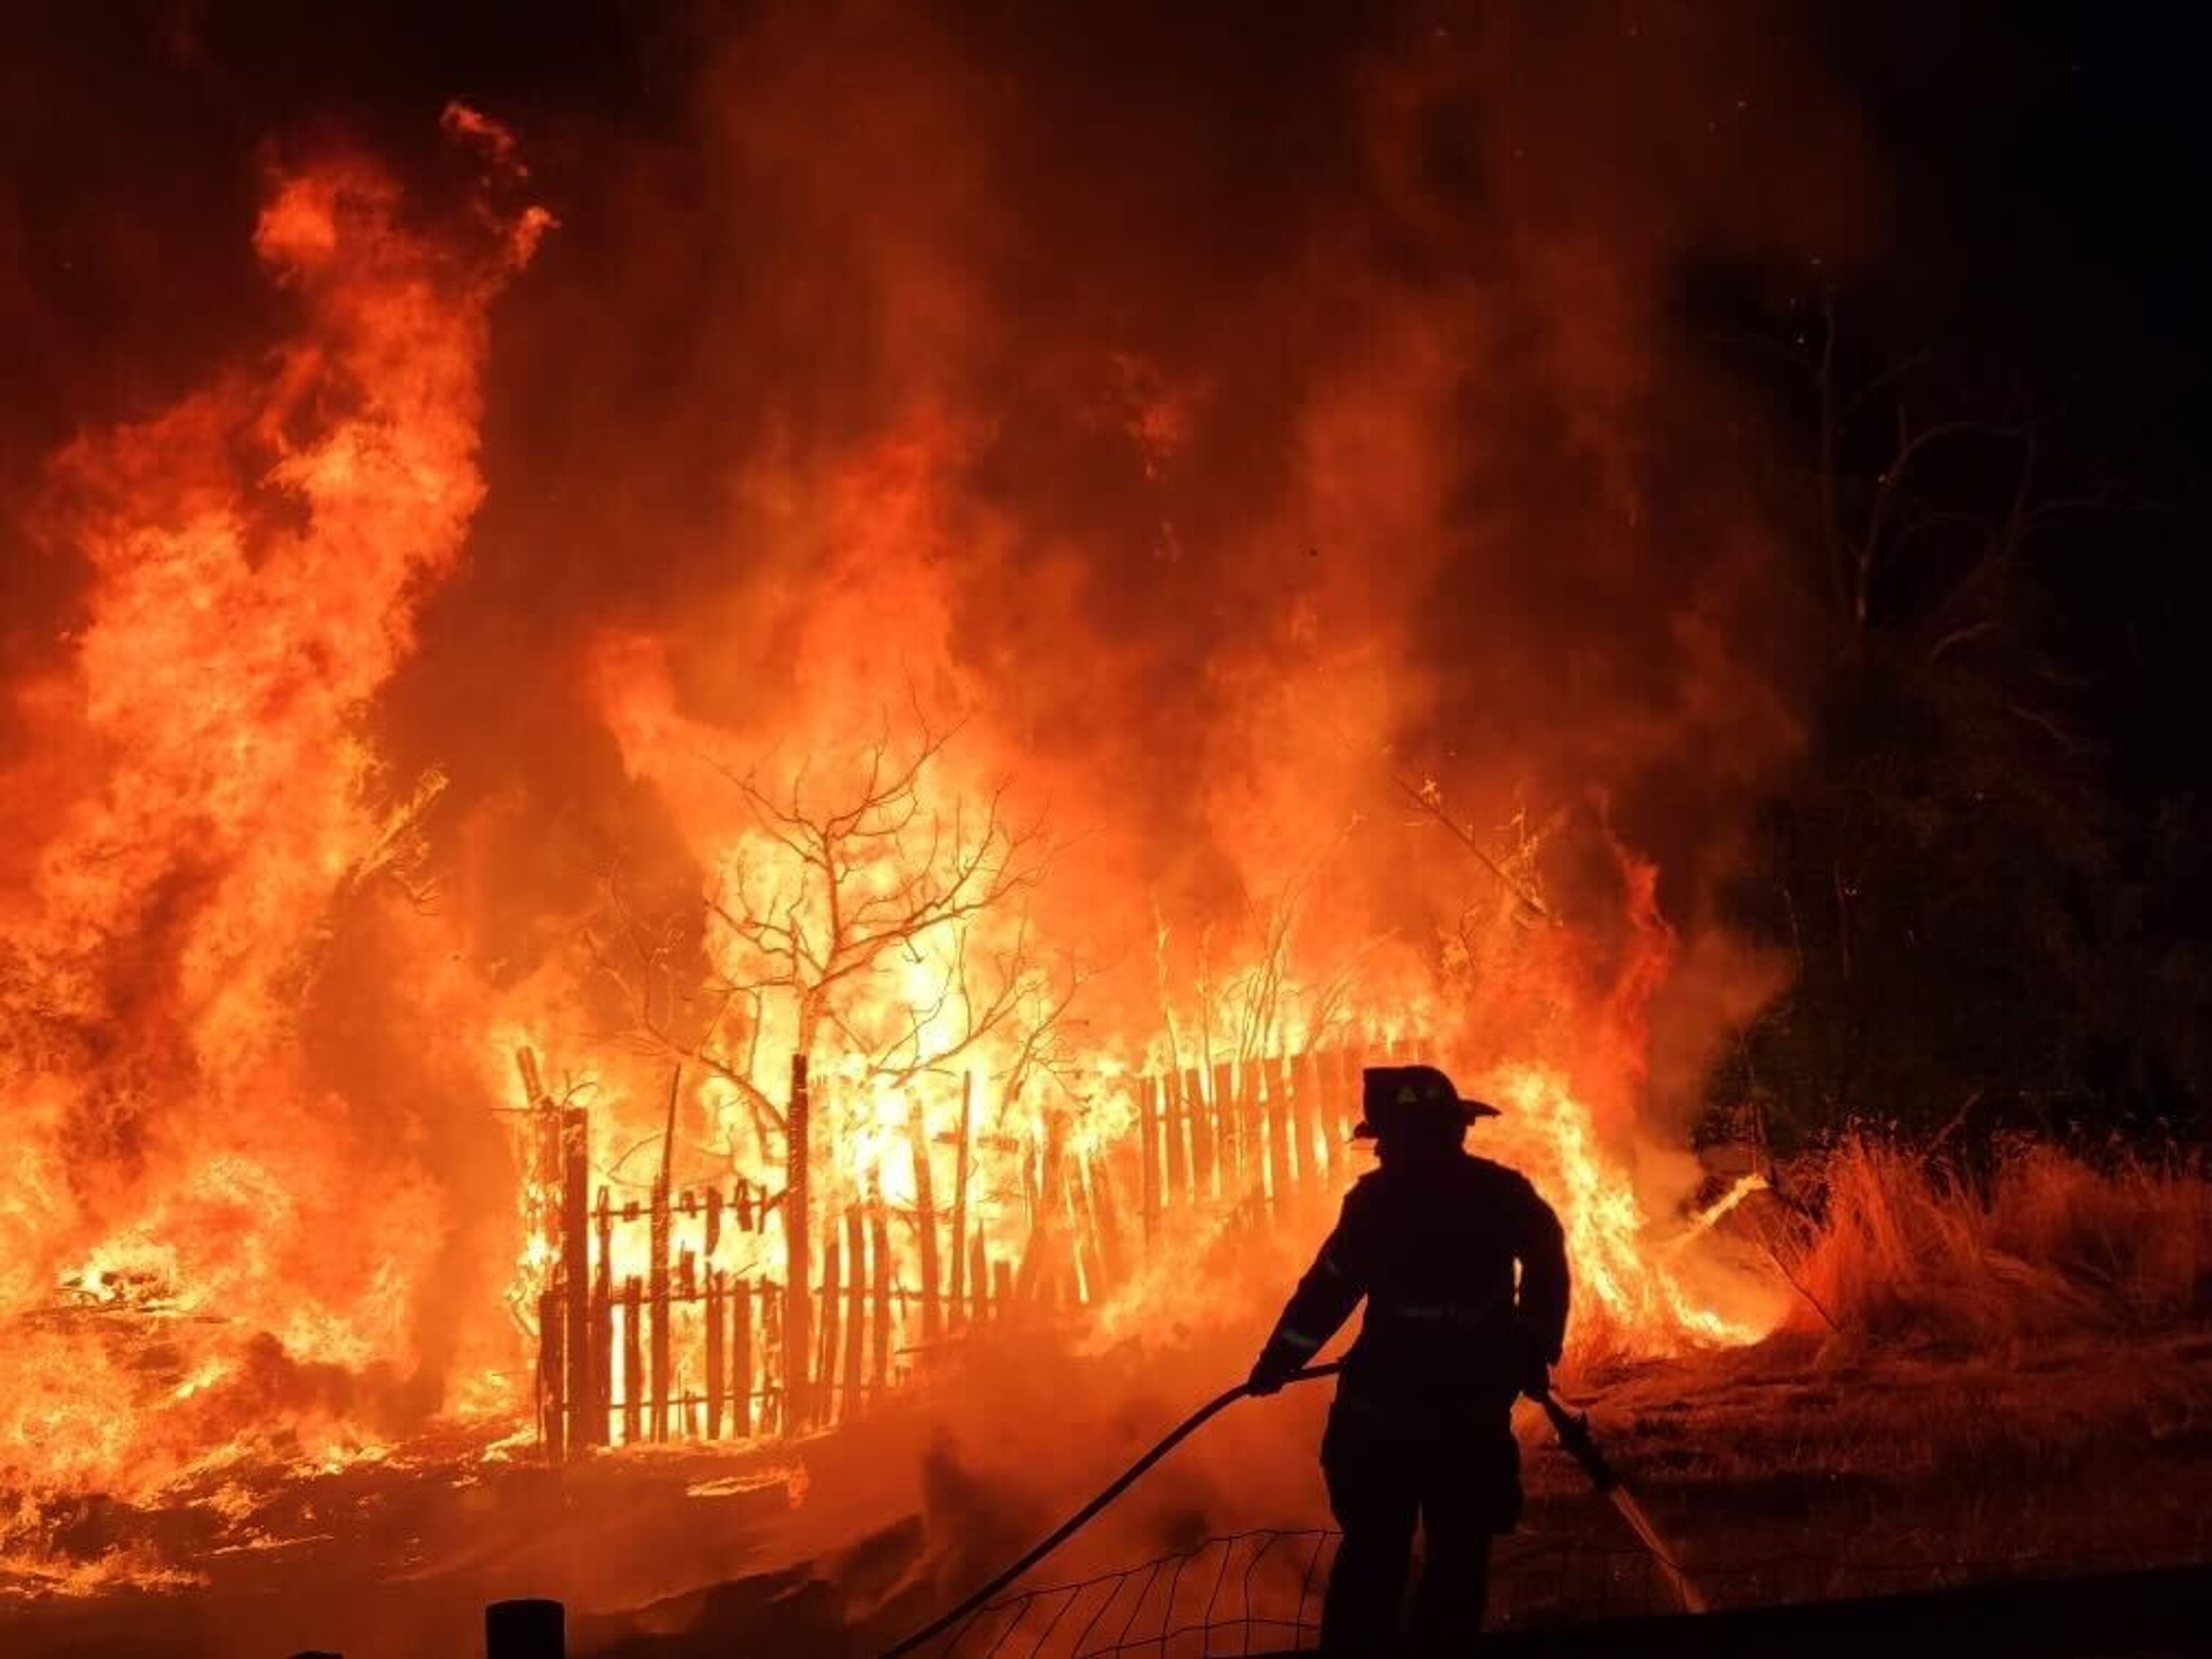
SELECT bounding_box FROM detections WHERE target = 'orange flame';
[0,113,541,1508]
[0,88,1789,1594]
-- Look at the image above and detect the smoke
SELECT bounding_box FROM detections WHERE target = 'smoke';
[385,1,1876,1100]
[0,0,1881,1573]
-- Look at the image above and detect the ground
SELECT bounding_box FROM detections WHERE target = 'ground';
[1529,1326,2212,1613]
[3,1316,2208,1656]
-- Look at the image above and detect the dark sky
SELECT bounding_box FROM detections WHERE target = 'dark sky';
[1829,3,2212,801]
[5,0,2209,798]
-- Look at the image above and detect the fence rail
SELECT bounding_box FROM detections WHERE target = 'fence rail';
[526,1036,1423,1459]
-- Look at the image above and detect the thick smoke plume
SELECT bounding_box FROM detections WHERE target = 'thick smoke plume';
[409,1,1875,1104]
[0,0,1879,1568]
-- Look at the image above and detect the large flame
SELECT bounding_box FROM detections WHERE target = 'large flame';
[0,6,1851,1589]
[0,111,544,1509]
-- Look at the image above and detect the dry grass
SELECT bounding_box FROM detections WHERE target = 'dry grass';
[1505,1135,2212,1615]
[1555,1323,2212,1620]
[1780,1133,2212,1346]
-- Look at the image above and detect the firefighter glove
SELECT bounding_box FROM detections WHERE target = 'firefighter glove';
[1246,1351,1295,1396]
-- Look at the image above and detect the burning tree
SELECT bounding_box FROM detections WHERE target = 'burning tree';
[589,717,1077,1425]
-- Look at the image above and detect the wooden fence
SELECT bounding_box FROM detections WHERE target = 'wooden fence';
[526,1036,1421,1459]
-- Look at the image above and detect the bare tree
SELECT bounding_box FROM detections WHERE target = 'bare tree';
[1711,293,2134,1142]
[1395,773,1555,929]
[1764,290,2115,666]
[1154,834,1388,1076]
[586,715,1074,1424]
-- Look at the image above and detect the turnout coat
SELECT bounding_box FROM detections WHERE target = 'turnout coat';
[1255,1150,1571,1527]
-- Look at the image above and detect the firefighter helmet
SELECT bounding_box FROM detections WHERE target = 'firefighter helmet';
[1352,1063,1501,1139]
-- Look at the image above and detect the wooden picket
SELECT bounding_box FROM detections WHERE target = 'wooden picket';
[526,1035,1401,1460]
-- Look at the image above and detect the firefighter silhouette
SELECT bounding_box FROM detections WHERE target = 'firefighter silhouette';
[1248,1064,1570,1653]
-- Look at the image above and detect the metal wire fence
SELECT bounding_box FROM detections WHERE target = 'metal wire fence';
[921,1531,1700,1657]
[928,1529,1332,1658]
[915,1529,2212,1657]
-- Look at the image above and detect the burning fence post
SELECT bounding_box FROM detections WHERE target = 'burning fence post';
[1320,1045,1354,1180]
[517,1052,564,1456]
[869,1184,893,1395]
[1052,1154,1089,1305]
[647,1070,680,1442]
[1183,1064,1212,1200]
[1236,1058,1263,1200]
[1138,1074,1162,1251]
[817,1226,843,1422]
[946,1071,975,1330]
[649,1195,671,1440]
[676,1245,699,1435]
[784,1054,815,1429]
[842,1205,867,1412]
[1263,1054,1293,1211]
[589,1190,613,1446]
[904,1096,942,1344]
[968,1228,990,1325]
[704,1267,725,1439]
[1211,1058,1238,1209]
[765,1283,783,1433]
[1087,1152,1127,1288]
[1068,1166,1101,1301]
[560,1108,591,1448]
[733,1275,756,1437]
[1162,1067,1191,1206]
[1291,1052,1318,1194]
[535,1278,564,1463]
[620,1277,643,1444]
[1016,1112,1070,1308]
[744,1277,765,1434]
[756,1279,778,1435]
[518,1048,594,1461]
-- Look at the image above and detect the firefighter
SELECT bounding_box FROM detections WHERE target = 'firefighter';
[1247,1064,1570,1653]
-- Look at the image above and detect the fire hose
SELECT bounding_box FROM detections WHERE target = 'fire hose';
[878,1363,1702,1657]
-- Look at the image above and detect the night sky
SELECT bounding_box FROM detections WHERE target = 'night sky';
[6,3,2208,775]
